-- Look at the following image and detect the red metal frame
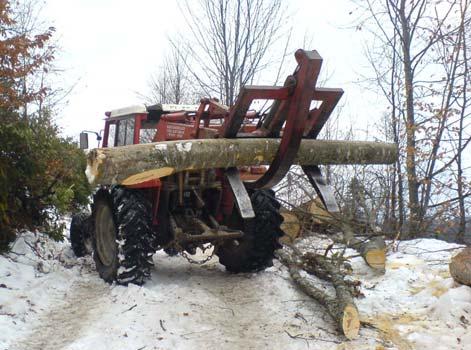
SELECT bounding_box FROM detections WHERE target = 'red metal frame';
[219,49,343,189]
[248,51,323,188]
[133,113,147,144]
[102,121,110,147]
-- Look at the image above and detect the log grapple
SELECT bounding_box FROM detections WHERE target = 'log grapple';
[74,49,397,285]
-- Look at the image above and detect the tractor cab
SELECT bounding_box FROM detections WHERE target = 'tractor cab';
[80,100,256,149]
[101,104,199,148]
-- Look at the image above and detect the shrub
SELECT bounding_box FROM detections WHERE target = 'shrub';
[0,109,91,250]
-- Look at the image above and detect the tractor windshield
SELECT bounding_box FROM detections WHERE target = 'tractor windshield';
[116,118,135,146]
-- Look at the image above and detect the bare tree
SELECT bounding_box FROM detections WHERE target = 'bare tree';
[450,0,471,241]
[143,46,195,105]
[353,0,471,237]
[172,0,288,106]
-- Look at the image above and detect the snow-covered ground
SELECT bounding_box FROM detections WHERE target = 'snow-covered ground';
[1,231,470,350]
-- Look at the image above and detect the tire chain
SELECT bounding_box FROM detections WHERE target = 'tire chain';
[180,243,216,265]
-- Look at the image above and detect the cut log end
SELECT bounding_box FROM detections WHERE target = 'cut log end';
[341,304,360,340]
[364,248,386,271]
[85,149,105,185]
[280,211,301,244]
[357,236,387,273]
[449,248,471,286]
[121,167,175,186]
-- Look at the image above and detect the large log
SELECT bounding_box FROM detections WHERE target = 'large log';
[86,139,397,186]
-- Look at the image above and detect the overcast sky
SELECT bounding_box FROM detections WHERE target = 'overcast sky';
[43,0,381,140]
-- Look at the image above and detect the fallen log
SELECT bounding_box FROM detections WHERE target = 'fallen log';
[277,248,360,339]
[340,224,387,272]
[300,252,362,298]
[86,139,397,186]
[449,247,471,286]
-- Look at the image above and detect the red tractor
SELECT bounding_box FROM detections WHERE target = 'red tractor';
[71,50,389,285]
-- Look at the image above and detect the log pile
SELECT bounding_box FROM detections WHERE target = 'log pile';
[293,197,335,233]
[276,201,388,339]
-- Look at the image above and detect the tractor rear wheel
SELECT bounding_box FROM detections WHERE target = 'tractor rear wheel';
[216,189,284,273]
[92,186,155,285]
[70,213,92,257]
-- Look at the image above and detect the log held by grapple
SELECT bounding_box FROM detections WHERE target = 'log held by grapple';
[86,138,398,186]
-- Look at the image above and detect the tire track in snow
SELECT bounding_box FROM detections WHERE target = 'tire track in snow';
[12,279,109,350]
[149,255,333,350]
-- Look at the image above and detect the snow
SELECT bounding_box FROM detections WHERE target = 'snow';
[175,142,192,153]
[1,231,471,350]
[350,239,471,349]
[154,144,168,151]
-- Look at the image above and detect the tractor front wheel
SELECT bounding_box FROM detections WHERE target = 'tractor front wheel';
[92,186,155,285]
[216,189,284,273]
[70,213,92,257]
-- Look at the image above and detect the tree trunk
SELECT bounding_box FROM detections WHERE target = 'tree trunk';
[86,139,397,186]
[398,0,420,236]
[456,3,468,243]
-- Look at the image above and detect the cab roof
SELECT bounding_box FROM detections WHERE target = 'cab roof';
[106,104,200,119]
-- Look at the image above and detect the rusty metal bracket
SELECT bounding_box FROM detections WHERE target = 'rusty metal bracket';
[221,86,292,138]
[225,167,255,219]
[180,49,345,203]
[305,88,344,138]
[247,50,323,189]
[303,165,339,212]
